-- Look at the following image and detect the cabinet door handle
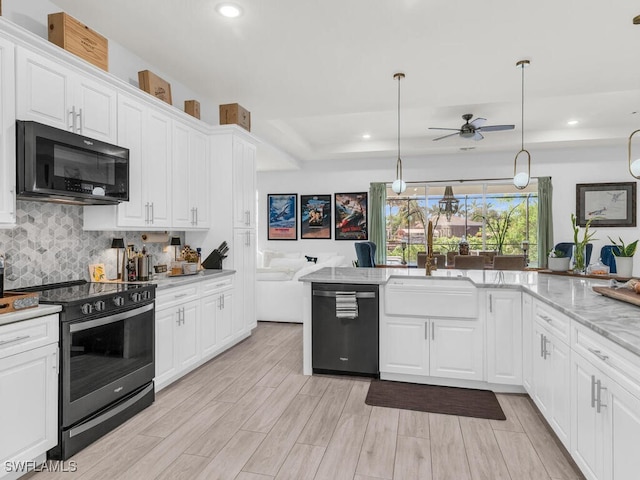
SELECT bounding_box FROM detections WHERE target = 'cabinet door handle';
[596,379,607,413]
[587,348,609,362]
[245,231,250,247]
[590,375,597,408]
[53,350,58,375]
[245,210,251,226]
[540,333,544,358]
[222,295,225,309]
[489,294,493,313]
[542,335,550,359]
[150,202,155,224]
[68,107,75,130]
[0,334,30,347]
[174,293,188,299]
[144,202,149,223]
[218,296,222,310]
[77,108,83,133]
[195,207,198,225]
[539,313,553,324]
[424,321,428,340]
[432,322,435,341]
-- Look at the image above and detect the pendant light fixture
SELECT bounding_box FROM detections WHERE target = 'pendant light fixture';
[438,186,459,220]
[513,59,531,189]
[391,72,407,194]
[629,129,640,178]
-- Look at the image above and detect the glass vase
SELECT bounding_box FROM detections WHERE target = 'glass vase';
[572,245,587,274]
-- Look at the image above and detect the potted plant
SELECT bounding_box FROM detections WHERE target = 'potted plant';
[548,248,570,272]
[571,213,596,273]
[608,236,638,278]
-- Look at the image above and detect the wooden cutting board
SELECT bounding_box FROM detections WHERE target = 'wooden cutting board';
[592,286,640,307]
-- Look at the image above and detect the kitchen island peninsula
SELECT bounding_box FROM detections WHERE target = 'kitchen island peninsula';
[299,266,640,480]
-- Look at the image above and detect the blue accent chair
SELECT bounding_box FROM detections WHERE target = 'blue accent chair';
[554,242,593,266]
[355,242,377,267]
[600,245,617,274]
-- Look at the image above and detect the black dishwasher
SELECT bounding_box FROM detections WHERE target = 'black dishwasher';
[311,283,379,377]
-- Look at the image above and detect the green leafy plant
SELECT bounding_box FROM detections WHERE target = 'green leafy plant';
[571,213,597,272]
[548,248,567,258]
[475,205,518,255]
[608,237,638,257]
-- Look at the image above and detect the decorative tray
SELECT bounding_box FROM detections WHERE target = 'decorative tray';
[592,286,640,307]
[0,292,39,314]
[539,270,630,281]
[167,272,200,278]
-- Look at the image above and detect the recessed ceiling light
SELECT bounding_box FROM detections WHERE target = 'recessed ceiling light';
[216,3,243,18]
[567,120,579,125]
[362,133,371,139]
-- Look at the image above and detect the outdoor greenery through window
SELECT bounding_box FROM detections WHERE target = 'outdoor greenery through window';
[386,181,539,266]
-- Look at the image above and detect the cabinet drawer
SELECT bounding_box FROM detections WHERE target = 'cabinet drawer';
[0,314,59,359]
[572,322,640,398]
[533,300,570,343]
[385,278,478,318]
[156,285,199,310]
[201,276,233,295]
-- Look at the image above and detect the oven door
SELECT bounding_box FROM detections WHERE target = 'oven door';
[61,303,154,427]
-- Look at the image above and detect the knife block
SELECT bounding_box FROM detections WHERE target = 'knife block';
[202,249,226,270]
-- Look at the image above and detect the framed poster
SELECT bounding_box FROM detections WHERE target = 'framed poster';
[300,195,332,239]
[576,182,636,227]
[268,194,297,240]
[335,192,368,240]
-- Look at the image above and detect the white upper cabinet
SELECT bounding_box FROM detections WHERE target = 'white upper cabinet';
[16,46,117,143]
[0,36,15,224]
[232,136,257,228]
[84,93,171,229]
[172,121,210,229]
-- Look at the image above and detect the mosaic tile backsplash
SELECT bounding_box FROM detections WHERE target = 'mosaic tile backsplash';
[0,201,179,289]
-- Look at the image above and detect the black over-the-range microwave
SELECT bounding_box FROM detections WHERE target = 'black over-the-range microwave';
[16,120,129,205]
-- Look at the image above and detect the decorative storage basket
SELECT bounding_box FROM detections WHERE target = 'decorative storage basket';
[185,100,200,119]
[48,12,108,71]
[138,70,172,105]
[219,103,251,131]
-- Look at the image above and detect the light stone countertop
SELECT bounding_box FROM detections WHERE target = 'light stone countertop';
[126,269,236,291]
[0,304,62,327]
[299,266,640,358]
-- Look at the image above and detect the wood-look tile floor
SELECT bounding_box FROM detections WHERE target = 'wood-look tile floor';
[30,322,585,480]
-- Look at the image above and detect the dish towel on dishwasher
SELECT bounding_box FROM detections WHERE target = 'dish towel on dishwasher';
[335,291,358,319]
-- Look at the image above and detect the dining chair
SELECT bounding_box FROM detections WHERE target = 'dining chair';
[493,255,526,270]
[454,255,486,269]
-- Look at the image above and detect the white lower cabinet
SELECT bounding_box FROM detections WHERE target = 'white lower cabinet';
[485,289,522,385]
[155,296,200,390]
[571,323,640,480]
[201,279,234,358]
[0,314,59,479]
[521,293,534,393]
[531,318,571,448]
[155,275,241,391]
[381,316,483,381]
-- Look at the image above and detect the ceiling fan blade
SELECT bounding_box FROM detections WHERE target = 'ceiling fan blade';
[428,127,462,132]
[477,124,515,132]
[473,132,484,141]
[432,132,460,141]
[469,117,487,128]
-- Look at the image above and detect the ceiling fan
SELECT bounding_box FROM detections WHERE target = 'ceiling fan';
[429,113,514,141]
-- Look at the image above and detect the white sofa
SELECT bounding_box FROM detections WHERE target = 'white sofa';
[256,250,346,323]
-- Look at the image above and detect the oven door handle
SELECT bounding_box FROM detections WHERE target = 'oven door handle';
[69,303,154,333]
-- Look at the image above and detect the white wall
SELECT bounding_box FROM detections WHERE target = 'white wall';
[3,0,218,124]
[258,144,640,272]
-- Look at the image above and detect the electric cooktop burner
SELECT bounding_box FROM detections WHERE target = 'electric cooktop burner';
[11,280,156,320]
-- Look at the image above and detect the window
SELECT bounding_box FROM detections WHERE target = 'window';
[385,181,538,266]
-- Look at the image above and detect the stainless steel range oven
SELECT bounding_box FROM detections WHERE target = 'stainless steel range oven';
[12,280,156,460]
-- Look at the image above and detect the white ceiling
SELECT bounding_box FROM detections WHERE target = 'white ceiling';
[51,0,640,170]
